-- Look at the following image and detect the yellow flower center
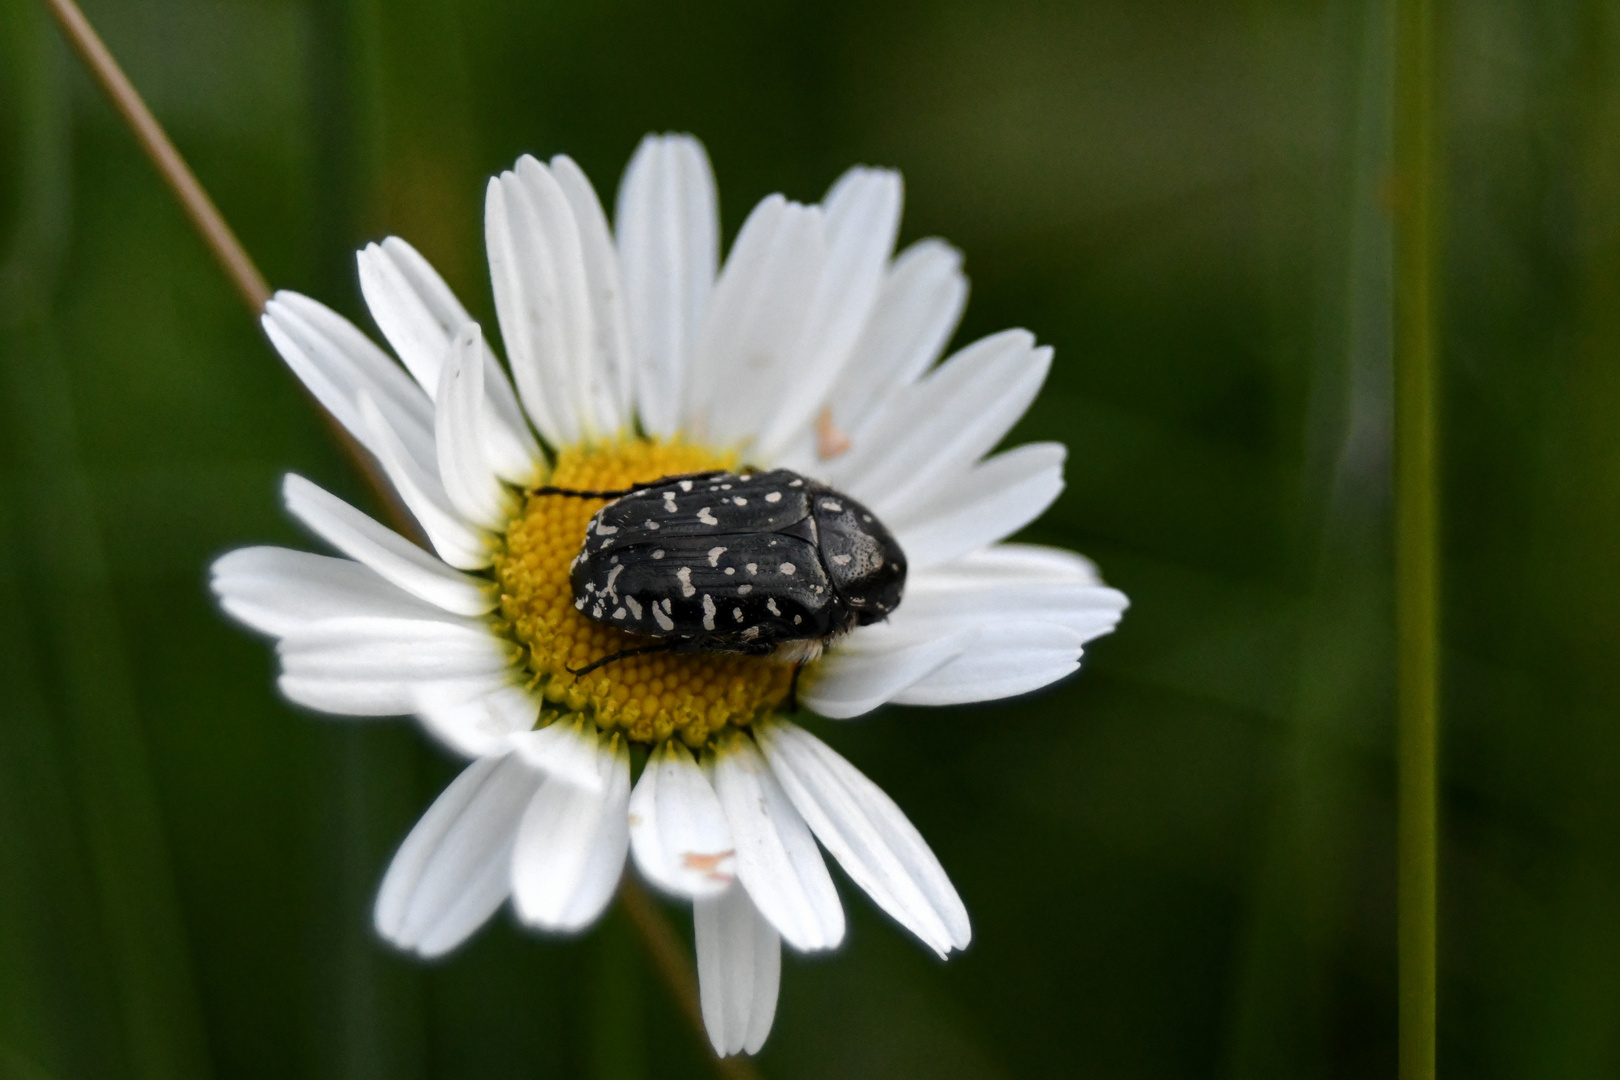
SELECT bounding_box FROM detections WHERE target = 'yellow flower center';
[493,438,794,748]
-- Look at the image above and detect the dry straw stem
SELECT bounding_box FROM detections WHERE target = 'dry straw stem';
[43,1,760,1075]
[39,0,409,516]
[42,0,269,312]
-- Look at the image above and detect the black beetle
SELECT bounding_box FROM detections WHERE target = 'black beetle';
[533,469,907,679]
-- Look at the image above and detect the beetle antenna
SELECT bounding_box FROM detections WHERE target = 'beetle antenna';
[567,641,676,677]
[530,484,639,500]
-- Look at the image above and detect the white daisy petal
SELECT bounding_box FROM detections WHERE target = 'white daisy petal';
[278,616,514,683]
[887,442,1066,569]
[282,672,524,752]
[824,552,1125,712]
[709,731,843,952]
[508,719,608,793]
[629,741,736,899]
[923,541,1104,587]
[262,292,436,469]
[695,885,781,1057]
[280,473,494,615]
[826,330,1052,518]
[357,395,493,570]
[897,562,1130,645]
[777,238,970,474]
[261,313,376,451]
[356,239,456,394]
[616,134,718,438]
[486,157,598,446]
[891,622,1089,706]
[839,239,969,432]
[278,672,513,726]
[358,238,540,483]
[485,175,562,445]
[410,679,540,758]
[511,731,631,932]
[561,769,635,928]
[801,632,967,720]
[551,154,634,434]
[685,195,826,447]
[435,324,516,530]
[278,675,414,717]
[476,359,543,486]
[751,168,902,462]
[517,154,600,438]
[375,754,541,958]
[211,546,452,636]
[754,720,969,956]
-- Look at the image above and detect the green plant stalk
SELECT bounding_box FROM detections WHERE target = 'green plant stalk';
[1393,0,1438,1077]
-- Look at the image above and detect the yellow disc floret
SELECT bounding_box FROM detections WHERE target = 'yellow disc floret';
[494,438,794,748]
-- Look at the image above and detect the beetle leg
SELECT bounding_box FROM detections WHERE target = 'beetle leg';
[567,641,677,676]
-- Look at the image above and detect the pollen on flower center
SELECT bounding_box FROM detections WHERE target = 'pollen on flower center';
[494,438,794,748]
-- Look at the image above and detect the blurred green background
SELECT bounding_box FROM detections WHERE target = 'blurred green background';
[2,0,1618,1077]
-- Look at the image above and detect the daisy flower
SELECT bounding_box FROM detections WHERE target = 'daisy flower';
[211,134,1128,1057]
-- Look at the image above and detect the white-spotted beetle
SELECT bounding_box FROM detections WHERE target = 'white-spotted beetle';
[534,469,907,686]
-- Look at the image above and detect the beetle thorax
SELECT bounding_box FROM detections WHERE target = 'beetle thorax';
[492,438,793,748]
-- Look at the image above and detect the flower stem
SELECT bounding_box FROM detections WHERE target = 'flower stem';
[43,2,755,1075]
[1393,0,1439,1076]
